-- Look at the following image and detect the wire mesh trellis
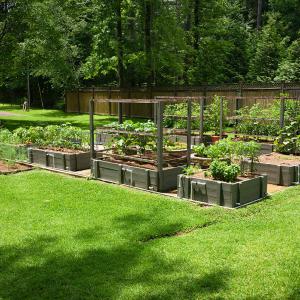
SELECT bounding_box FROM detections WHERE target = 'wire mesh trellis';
[0,143,28,162]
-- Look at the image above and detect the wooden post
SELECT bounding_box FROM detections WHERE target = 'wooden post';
[153,102,157,124]
[187,99,192,166]
[89,97,95,160]
[280,83,285,128]
[27,72,31,110]
[157,101,164,189]
[280,96,285,128]
[200,98,204,143]
[220,96,223,139]
[118,103,123,124]
[77,88,80,114]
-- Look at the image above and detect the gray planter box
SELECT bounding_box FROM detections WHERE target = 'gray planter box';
[259,143,274,155]
[178,174,268,208]
[28,148,90,171]
[244,161,300,186]
[92,159,183,192]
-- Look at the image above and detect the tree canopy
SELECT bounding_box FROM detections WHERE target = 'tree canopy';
[0,0,299,92]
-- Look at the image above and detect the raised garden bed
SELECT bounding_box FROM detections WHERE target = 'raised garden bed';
[244,153,300,186]
[178,172,268,208]
[0,160,32,175]
[28,148,90,171]
[92,159,183,192]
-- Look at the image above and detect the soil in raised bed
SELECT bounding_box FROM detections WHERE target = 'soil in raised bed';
[34,147,88,154]
[0,160,32,174]
[103,151,187,170]
[188,170,259,183]
[259,152,300,166]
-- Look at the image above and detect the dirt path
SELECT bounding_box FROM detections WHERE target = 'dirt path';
[0,111,23,117]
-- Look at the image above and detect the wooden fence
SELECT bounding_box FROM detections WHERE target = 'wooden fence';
[65,83,300,118]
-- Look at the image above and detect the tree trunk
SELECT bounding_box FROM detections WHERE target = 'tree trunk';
[194,0,200,50]
[257,0,263,29]
[144,0,154,86]
[116,0,124,87]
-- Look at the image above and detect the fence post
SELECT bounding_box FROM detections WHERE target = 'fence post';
[77,88,80,114]
[157,101,164,190]
[279,82,285,128]
[220,96,223,139]
[89,97,95,160]
[200,97,204,143]
[187,99,192,166]
[108,86,112,115]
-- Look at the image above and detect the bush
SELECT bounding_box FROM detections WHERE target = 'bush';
[274,120,300,154]
[2,124,89,150]
[183,165,201,176]
[193,143,207,157]
[235,101,288,137]
[209,160,240,182]
[108,120,157,155]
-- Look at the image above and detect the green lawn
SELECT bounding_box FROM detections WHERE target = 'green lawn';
[1,170,300,299]
[0,104,119,130]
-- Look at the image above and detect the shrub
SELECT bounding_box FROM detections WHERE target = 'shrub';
[183,165,201,176]
[193,143,207,157]
[274,120,300,154]
[209,160,240,182]
[205,138,234,161]
[0,129,15,144]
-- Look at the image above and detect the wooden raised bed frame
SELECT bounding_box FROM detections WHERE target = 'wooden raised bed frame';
[92,159,183,192]
[244,160,300,186]
[28,148,90,171]
[178,174,268,208]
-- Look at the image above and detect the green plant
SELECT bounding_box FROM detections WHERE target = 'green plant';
[183,165,201,176]
[234,141,261,174]
[209,160,240,182]
[163,103,210,131]
[274,120,300,154]
[206,96,228,135]
[205,138,233,161]
[236,102,284,137]
[193,143,207,157]
[165,141,186,151]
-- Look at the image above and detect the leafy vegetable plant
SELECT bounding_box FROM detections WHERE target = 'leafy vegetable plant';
[209,160,240,182]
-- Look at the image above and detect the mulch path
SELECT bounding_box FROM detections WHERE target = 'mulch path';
[0,160,32,175]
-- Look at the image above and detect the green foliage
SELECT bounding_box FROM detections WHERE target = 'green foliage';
[163,103,209,131]
[193,144,207,157]
[0,143,28,162]
[206,96,228,135]
[236,102,281,136]
[0,124,89,150]
[205,138,233,161]
[183,165,201,176]
[247,13,287,82]
[274,120,300,154]
[108,120,157,155]
[165,142,186,152]
[209,160,240,182]
[1,0,300,91]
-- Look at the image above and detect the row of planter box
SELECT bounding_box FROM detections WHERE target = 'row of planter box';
[96,132,275,155]
[27,148,299,188]
[25,147,299,209]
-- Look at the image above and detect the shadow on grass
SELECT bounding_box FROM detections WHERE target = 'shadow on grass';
[0,214,231,299]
